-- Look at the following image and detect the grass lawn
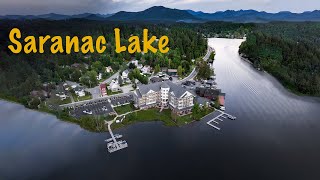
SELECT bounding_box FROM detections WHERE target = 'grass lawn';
[107,89,121,95]
[112,109,176,129]
[60,97,72,104]
[71,93,92,102]
[114,104,134,115]
[47,95,72,105]
[175,114,194,126]
[111,107,215,130]
[77,95,92,101]
[120,82,131,87]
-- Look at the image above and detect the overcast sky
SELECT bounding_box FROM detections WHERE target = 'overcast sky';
[0,0,319,15]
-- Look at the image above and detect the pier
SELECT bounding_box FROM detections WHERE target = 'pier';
[206,110,237,130]
[207,123,221,130]
[105,121,128,153]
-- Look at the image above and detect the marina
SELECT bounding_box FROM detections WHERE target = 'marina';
[206,110,237,131]
[106,121,128,153]
[104,134,123,143]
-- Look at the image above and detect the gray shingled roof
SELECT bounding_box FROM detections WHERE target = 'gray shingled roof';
[137,81,191,98]
[160,82,170,88]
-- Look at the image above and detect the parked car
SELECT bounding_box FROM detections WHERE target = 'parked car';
[102,106,108,111]
[83,109,93,115]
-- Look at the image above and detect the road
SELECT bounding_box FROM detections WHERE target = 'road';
[87,61,131,99]
[176,46,213,84]
[86,71,120,99]
[103,71,120,84]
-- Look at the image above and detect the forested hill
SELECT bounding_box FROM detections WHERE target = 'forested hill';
[239,22,320,96]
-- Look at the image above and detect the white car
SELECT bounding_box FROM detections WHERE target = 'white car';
[83,109,93,115]
[102,106,108,111]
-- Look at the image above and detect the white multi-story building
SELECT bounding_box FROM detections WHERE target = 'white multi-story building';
[134,81,195,116]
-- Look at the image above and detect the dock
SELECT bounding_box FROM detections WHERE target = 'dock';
[104,134,123,142]
[106,121,128,153]
[207,123,221,130]
[206,110,237,131]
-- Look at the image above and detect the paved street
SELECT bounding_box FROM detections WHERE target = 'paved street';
[86,71,120,99]
[86,86,101,99]
[120,84,134,93]
[103,71,120,84]
[176,46,213,84]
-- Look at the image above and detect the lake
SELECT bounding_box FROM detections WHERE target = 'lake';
[1,38,320,180]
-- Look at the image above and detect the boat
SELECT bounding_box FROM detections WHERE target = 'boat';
[227,115,236,120]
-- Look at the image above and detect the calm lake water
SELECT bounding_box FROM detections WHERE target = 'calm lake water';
[1,38,320,180]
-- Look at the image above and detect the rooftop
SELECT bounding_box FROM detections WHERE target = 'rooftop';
[137,81,192,98]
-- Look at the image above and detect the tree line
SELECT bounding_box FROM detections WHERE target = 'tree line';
[239,22,320,96]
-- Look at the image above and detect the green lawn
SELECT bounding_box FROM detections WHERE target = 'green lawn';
[112,109,177,129]
[175,114,195,126]
[107,89,121,95]
[60,97,72,104]
[47,95,72,105]
[111,107,215,130]
[71,93,92,102]
[77,94,92,101]
[114,104,134,115]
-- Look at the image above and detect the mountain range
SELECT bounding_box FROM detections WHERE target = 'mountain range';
[1,6,320,23]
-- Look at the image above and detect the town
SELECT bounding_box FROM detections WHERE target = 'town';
[25,45,232,153]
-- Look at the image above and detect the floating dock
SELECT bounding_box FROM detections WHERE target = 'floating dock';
[104,134,123,143]
[207,110,237,130]
[207,122,221,130]
[106,121,128,153]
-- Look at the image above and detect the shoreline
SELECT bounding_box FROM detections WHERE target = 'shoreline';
[0,98,213,133]
[238,54,320,99]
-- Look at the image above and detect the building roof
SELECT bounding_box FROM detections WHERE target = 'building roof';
[168,69,177,73]
[123,70,129,74]
[74,86,84,92]
[100,83,106,89]
[137,81,191,98]
[196,87,221,99]
[160,82,170,88]
[219,95,225,106]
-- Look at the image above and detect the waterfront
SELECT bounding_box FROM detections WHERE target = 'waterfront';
[1,38,320,180]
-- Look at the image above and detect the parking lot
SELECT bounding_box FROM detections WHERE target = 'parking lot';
[70,93,135,118]
[109,94,134,107]
[72,99,114,118]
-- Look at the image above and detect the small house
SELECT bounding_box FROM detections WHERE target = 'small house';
[106,66,113,73]
[74,86,85,97]
[122,70,129,80]
[109,81,121,92]
[141,65,151,74]
[167,69,178,76]
[100,83,107,97]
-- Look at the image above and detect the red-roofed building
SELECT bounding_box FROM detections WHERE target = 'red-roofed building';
[100,83,107,97]
[218,95,225,106]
